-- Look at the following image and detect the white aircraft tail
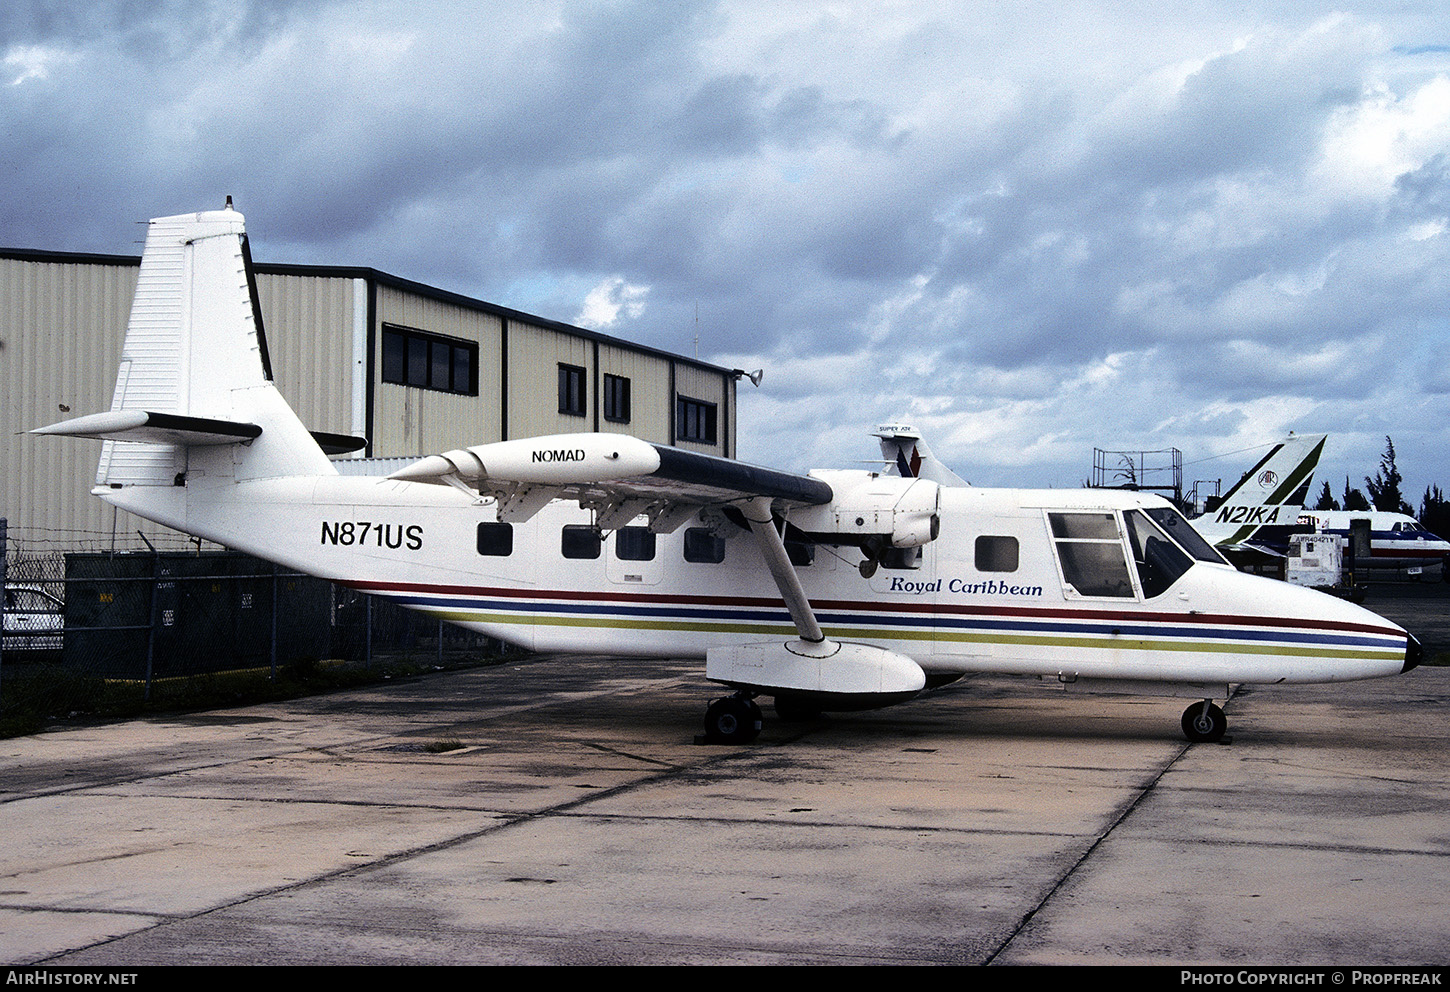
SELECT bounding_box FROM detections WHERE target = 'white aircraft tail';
[873,424,969,487]
[33,206,336,488]
[1191,433,1327,550]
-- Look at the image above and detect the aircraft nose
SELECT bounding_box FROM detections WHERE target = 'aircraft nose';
[1403,633,1424,673]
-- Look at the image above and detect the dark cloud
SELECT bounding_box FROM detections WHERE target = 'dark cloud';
[4,1,1450,496]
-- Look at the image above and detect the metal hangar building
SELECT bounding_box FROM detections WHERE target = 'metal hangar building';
[1,245,739,552]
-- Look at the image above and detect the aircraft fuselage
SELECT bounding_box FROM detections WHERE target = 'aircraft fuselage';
[102,473,1412,691]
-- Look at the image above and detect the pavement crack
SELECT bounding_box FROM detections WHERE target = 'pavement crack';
[981,740,1194,964]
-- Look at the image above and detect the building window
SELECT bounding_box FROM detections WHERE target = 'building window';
[559,364,586,416]
[477,522,513,556]
[677,396,717,444]
[603,373,631,424]
[382,325,477,395]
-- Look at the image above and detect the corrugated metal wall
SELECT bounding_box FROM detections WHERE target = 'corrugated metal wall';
[505,318,594,440]
[372,284,505,458]
[0,257,152,548]
[2,253,737,553]
[254,272,357,440]
[597,344,673,440]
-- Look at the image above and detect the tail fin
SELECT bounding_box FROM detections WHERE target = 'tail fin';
[873,424,969,487]
[1192,433,1327,550]
[33,206,335,486]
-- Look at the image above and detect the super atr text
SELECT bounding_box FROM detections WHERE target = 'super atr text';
[320,521,423,550]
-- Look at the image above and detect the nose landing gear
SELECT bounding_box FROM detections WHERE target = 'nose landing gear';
[1182,699,1227,743]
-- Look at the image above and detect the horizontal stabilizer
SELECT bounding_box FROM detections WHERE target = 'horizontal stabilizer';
[311,431,368,455]
[32,410,261,446]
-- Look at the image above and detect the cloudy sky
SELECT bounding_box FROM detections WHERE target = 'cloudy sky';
[6,1,1450,506]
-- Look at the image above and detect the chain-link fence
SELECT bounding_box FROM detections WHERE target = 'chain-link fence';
[1,519,512,732]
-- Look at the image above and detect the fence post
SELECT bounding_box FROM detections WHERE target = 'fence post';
[270,565,279,682]
[144,550,160,702]
[1,517,8,701]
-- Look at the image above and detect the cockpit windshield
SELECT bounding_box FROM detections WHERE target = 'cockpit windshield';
[1143,506,1231,565]
[1124,510,1193,598]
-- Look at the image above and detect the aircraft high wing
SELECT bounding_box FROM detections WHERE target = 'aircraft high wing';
[33,208,1422,747]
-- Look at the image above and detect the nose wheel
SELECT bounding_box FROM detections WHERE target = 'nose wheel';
[1181,700,1227,743]
[701,694,763,744]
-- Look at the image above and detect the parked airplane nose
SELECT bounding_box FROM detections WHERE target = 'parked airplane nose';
[1403,633,1424,673]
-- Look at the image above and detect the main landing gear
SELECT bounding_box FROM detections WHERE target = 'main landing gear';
[700,693,763,745]
[1181,699,1227,743]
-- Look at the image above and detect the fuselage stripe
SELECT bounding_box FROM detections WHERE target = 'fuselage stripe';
[344,579,1403,638]
[377,585,1407,659]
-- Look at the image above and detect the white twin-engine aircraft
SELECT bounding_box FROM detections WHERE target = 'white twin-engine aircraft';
[35,208,1422,745]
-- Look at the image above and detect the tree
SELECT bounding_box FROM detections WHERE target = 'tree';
[1313,480,1339,511]
[1365,436,1412,515]
[1342,476,1371,512]
[1422,485,1450,536]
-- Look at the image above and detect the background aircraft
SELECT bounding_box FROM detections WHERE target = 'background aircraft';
[1186,433,1326,561]
[1296,510,1450,577]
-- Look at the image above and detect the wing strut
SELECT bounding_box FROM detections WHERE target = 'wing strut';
[741,497,828,647]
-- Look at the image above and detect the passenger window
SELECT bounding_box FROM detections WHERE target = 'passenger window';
[1048,512,1134,598]
[476,522,513,557]
[975,536,1019,572]
[683,527,726,564]
[615,526,656,561]
[785,541,814,566]
[562,524,601,560]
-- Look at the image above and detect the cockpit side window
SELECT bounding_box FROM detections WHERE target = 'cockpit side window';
[1048,512,1135,598]
[1124,509,1193,598]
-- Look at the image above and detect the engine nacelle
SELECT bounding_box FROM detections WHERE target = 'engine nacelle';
[388,433,662,486]
[706,640,926,710]
[786,472,940,548]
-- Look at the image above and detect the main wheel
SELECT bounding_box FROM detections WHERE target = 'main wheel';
[1181,701,1227,743]
[703,697,762,744]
